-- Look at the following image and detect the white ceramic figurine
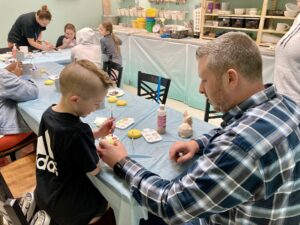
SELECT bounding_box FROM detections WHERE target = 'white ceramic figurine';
[178,111,193,138]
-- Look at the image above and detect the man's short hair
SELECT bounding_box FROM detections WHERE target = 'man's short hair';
[196,32,262,81]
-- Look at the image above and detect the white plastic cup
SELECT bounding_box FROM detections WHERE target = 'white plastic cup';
[19,46,28,54]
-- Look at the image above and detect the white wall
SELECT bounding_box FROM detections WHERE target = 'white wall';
[0,0,103,47]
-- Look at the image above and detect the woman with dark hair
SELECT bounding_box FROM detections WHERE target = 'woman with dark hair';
[7,5,54,51]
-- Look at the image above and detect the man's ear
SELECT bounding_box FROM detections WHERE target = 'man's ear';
[224,69,239,89]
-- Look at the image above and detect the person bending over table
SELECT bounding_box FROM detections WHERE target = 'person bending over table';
[98,32,300,225]
[0,62,38,163]
[35,60,115,225]
[7,5,54,51]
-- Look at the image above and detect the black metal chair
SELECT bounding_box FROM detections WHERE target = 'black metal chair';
[203,99,223,122]
[0,47,11,54]
[103,61,123,88]
[137,71,171,104]
[0,133,37,162]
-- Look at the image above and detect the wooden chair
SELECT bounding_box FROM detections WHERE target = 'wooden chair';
[137,71,171,104]
[203,99,223,122]
[0,153,36,199]
[103,61,123,88]
[0,133,37,161]
[0,153,37,225]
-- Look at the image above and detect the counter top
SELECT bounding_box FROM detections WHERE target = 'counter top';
[114,26,275,56]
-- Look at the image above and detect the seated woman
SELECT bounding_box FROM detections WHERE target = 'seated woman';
[71,27,102,68]
[56,23,76,49]
[0,62,38,165]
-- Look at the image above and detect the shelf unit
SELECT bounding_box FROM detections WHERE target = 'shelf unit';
[199,0,296,46]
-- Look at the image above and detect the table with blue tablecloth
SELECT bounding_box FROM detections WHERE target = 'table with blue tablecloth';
[1,34,276,112]
[0,49,71,69]
[17,62,215,225]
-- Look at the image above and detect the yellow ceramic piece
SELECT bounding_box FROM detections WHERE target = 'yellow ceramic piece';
[106,135,118,145]
[116,100,127,106]
[40,68,47,73]
[127,129,142,139]
[44,79,54,85]
[99,135,118,145]
[107,96,118,103]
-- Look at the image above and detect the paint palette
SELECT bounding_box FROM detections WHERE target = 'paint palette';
[141,129,162,143]
[116,118,135,129]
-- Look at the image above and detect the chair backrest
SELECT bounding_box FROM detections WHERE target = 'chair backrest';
[0,47,11,54]
[103,61,123,88]
[0,193,52,225]
[0,198,29,225]
[0,133,37,162]
[137,71,171,104]
[203,99,223,122]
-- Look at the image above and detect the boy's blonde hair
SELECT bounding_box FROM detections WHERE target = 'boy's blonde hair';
[59,60,113,99]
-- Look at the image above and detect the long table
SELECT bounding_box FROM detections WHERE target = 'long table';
[0,49,71,69]
[17,62,215,225]
[1,34,276,111]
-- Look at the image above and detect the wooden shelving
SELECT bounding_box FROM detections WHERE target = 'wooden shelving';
[199,0,296,45]
[262,29,287,34]
[205,13,261,18]
[203,25,259,32]
[265,15,296,19]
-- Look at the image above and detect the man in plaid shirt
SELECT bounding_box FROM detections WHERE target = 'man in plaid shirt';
[99,32,300,225]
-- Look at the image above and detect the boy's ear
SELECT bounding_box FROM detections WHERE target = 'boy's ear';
[69,95,79,103]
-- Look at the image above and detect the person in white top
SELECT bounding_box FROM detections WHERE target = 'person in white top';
[274,0,300,105]
[71,27,102,68]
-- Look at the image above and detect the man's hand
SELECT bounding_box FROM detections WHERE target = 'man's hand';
[5,62,23,76]
[93,118,115,139]
[169,140,199,164]
[97,140,128,168]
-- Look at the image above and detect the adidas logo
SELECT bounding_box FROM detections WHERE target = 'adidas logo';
[36,130,58,176]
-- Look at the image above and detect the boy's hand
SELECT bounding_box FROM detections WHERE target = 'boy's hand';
[93,117,115,139]
[97,140,128,168]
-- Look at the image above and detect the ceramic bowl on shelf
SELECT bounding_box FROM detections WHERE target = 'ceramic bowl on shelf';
[234,8,245,15]
[284,10,297,17]
[249,8,258,15]
[285,3,299,12]
[217,10,231,15]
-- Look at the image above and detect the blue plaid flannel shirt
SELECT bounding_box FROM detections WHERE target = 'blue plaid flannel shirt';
[121,85,300,225]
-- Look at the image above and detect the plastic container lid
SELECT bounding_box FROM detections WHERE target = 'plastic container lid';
[146,17,156,22]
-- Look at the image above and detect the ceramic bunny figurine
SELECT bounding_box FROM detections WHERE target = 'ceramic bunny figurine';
[178,111,193,138]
